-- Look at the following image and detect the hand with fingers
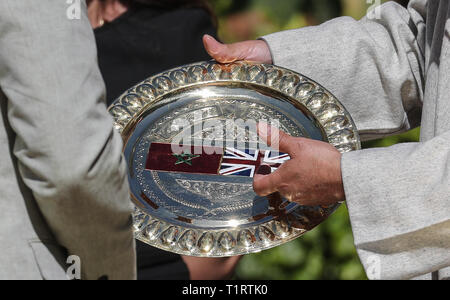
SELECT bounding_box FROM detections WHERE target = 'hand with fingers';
[254,123,345,207]
[202,36,344,206]
[203,34,272,64]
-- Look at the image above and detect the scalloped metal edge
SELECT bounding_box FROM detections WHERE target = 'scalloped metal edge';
[108,61,361,257]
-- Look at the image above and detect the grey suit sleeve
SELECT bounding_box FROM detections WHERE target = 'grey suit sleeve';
[263,0,450,279]
[0,1,136,279]
[262,1,426,141]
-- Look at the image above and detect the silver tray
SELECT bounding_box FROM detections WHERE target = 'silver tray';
[108,61,361,257]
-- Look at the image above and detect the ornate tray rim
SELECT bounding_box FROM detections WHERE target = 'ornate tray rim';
[108,60,361,257]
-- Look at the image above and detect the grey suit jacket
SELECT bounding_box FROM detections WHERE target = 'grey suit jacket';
[0,1,136,279]
[263,0,450,280]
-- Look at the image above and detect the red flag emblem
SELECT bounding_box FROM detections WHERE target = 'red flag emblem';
[145,143,290,178]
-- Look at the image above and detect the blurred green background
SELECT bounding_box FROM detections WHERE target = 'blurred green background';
[206,0,418,280]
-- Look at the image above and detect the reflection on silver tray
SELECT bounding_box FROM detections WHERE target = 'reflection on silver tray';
[108,61,361,257]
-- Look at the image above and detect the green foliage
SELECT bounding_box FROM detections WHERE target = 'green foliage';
[208,0,415,280]
[364,128,420,148]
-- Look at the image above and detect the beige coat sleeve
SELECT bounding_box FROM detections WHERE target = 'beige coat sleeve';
[0,0,136,280]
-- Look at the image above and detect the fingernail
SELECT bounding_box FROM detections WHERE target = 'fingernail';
[256,165,272,176]
[204,35,220,54]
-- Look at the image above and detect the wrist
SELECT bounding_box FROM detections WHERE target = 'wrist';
[329,152,345,203]
[255,39,273,64]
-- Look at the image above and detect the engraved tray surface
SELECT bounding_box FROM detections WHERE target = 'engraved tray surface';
[108,61,361,257]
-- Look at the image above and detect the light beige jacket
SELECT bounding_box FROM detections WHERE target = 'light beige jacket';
[0,0,136,280]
